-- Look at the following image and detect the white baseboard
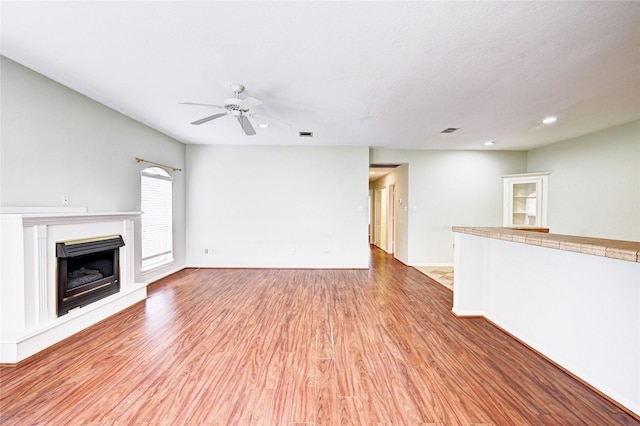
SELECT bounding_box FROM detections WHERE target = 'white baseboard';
[185,263,369,270]
[451,308,485,317]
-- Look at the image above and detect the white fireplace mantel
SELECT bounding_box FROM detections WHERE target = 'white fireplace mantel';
[1,210,147,364]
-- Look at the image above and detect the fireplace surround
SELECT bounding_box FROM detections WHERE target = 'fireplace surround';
[0,210,146,364]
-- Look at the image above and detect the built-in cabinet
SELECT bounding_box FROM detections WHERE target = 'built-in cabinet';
[502,172,550,228]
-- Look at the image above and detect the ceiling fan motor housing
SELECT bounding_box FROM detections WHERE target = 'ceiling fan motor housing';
[224,98,246,112]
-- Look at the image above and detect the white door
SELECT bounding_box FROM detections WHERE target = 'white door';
[368,190,373,244]
[387,184,395,254]
[374,189,382,247]
[379,188,387,251]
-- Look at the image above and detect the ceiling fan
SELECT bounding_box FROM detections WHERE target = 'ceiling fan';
[180,83,290,136]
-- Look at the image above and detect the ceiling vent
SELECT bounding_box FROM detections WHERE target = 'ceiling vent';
[299,131,314,138]
[441,127,460,134]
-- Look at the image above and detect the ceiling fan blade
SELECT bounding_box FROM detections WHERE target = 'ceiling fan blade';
[249,112,292,129]
[239,96,262,109]
[180,102,225,109]
[237,115,256,136]
[191,112,227,125]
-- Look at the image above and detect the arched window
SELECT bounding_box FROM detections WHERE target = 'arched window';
[141,167,173,270]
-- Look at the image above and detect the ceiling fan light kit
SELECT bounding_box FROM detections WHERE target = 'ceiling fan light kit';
[180,83,290,136]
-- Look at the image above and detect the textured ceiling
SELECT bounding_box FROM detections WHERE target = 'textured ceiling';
[2,1,639,151]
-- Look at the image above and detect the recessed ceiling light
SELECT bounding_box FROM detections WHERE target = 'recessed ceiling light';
[258,123,270,128]
[484,140,496,146]
[370,171,376,175]
[542,116,557,125]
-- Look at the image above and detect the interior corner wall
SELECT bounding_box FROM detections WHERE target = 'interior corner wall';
[527,120,640,241]
[370,148,528,266]
[0,56,187,283]
[369,164,409,264]
[185,144,370,268]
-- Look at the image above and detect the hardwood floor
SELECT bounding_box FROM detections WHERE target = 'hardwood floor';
[1,246,637,425]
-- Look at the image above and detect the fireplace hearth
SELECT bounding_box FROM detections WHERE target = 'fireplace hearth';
[56,235,125,316]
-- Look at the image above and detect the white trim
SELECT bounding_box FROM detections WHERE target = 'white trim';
[16,212,141,226]
[451,309,485,317]
[500,171,552,178]
[186,263,369,270]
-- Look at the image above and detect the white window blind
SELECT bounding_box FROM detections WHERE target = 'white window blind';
[141,167,173,270]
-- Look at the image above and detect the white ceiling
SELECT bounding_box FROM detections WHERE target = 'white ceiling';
[2,1,639,151]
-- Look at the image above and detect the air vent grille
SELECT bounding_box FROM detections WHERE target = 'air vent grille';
[299,131,314,138]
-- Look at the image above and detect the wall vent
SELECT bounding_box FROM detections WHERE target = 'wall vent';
[441,127,460,133]
[299,131,314,138]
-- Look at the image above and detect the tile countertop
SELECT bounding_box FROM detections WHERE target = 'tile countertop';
[452,227,640,263]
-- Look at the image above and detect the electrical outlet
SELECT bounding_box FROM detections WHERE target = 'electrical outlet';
[63,195,69,206]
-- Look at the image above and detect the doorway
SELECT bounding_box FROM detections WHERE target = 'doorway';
[371,184,394,254]
[369,163,406,260]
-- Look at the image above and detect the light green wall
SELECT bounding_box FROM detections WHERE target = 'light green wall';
[371,149,528,265]
[528,120,640,241]
[0,56,187,282]
[3,53,637,277]
[185,144,370,268]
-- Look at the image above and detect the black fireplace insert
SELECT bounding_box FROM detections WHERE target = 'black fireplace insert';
[56,235,125,316]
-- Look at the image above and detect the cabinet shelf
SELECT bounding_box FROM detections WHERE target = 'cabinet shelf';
[502,172,550,228]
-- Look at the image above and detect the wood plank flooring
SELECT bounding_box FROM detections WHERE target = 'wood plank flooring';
[1,246,638,425]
